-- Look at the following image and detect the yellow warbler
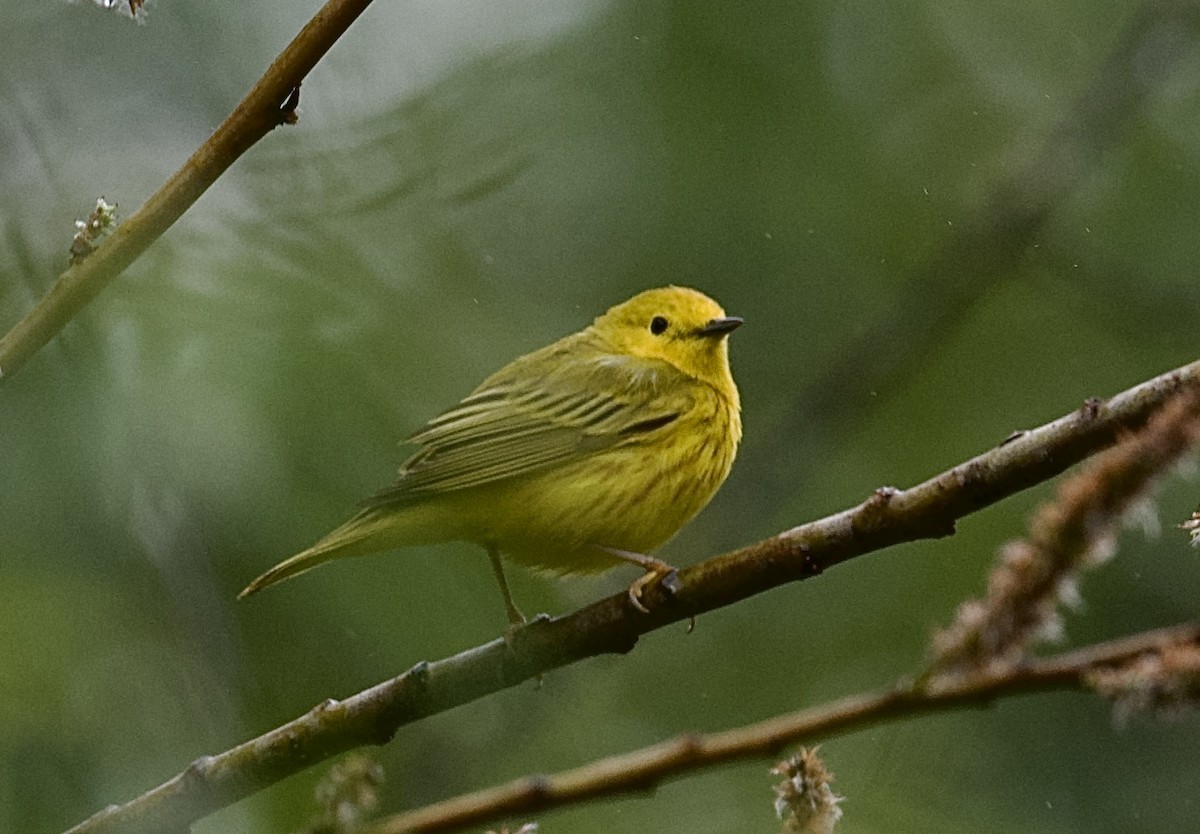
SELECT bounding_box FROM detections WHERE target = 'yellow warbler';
[239,286,742,620]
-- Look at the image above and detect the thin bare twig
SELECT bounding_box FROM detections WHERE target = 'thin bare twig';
[365,624,1200,834]
[61,358,1199,834]
[0,0,376,380]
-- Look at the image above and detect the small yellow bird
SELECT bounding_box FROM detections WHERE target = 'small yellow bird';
[240,286,742,621]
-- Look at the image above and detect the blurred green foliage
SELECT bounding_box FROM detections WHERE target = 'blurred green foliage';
[2,1,1198,832]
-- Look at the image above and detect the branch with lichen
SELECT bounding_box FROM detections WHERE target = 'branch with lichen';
[0,0,375,380]
[59,358,1200,834]
[930,383,1200,674]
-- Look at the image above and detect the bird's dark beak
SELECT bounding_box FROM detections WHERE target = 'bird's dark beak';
[698,316,743,337]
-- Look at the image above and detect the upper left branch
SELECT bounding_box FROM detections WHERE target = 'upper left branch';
[0,0,376,381]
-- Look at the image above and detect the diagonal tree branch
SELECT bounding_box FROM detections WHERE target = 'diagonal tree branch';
[63,357,1200,834]
[365,622,1200,834]
[0,0,376,381]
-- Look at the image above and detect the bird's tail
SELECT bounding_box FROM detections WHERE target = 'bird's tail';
[238,509,396,599]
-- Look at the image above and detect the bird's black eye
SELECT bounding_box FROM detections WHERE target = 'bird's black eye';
[649,316,669,335]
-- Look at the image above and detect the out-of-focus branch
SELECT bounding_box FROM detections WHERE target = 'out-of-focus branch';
[0,0,376,381]
[730,0,1200,535]
[365,624,1200,834]
[799,0,1200,421]
[61,358,1199,834]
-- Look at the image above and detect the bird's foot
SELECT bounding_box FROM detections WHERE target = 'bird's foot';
[627,566,680,613]
[597,547,680,613]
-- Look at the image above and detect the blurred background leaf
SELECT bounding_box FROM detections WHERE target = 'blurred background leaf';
[2,1,1198,832]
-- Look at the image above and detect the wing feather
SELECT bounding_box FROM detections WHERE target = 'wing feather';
[366,343,694,506]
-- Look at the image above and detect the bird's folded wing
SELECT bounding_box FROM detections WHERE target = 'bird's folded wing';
[365,350,693,505]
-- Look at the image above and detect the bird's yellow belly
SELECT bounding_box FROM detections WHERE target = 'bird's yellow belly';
[457,413,736,574]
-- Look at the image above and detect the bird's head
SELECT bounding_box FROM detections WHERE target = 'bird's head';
[591,286,742,389]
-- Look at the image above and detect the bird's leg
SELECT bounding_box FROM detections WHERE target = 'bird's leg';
[489,547,544,687]
[597,546,681,613]
[488,546,526,627]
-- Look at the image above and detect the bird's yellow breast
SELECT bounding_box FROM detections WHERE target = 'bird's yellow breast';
[454,382,741,574]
